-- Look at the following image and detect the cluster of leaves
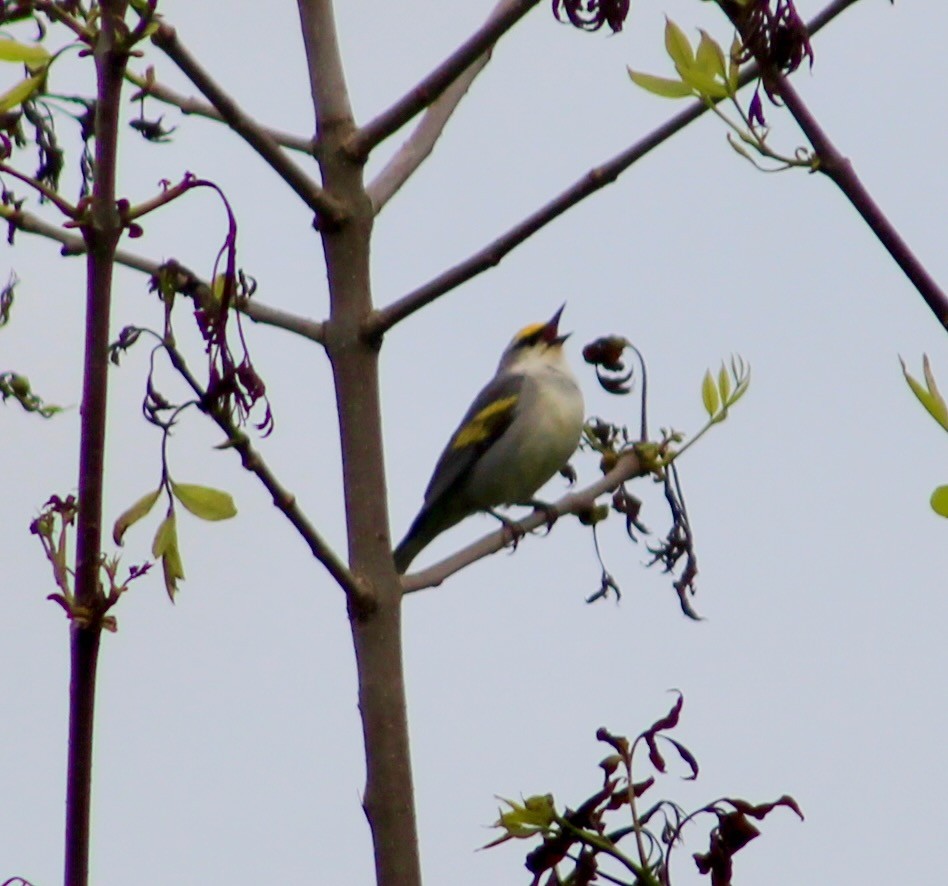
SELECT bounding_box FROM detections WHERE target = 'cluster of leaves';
[486,693,802,885]
[629,12,815,171]
[900,356,948,518]
[30,494,152,632]
[113,476,237,602]
[579,341,750,617]
[0,369,62,416]
[1,274,64,416]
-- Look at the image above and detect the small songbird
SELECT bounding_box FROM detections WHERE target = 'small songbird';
[394,305,585,573]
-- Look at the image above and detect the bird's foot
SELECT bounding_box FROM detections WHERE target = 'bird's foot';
[488,508,527,552]
[526,499,559,534]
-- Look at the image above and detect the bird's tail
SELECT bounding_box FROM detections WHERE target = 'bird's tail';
[393,503,465,574]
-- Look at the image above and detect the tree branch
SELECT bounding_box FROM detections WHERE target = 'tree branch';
[296,0,355,138]
[125,68,316,154]
[402,450,646,593]
[775,77,948,330]
[345,0,541,161]
[162,342,369,610]
[1,205,325,342]
[366,0,523,213]
[366,0,862,339]
[66,4,129,885]
[297,2,423,885]
[150,23,347,228]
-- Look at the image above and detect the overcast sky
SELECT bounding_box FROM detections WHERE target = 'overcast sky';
[3,1,947,884]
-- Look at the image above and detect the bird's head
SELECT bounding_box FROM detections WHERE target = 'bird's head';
[497,304,572,373]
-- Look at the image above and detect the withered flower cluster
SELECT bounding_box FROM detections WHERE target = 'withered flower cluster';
[552,0,630,33]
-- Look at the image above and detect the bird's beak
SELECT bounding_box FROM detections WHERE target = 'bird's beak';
[542,303,571,345]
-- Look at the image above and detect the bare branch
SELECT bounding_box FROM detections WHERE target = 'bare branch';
[1,205,325,342]
[125,69,316,154]
[367,0,862,339]
[296,0,355,137]
[775,77,948,330]
[366,0,527,213]
[150,23,347,227]
[346,0,541,161]
[162,343,370,610]
[367,53,489,213]
[66,4,128,883]
[402,450,646,593]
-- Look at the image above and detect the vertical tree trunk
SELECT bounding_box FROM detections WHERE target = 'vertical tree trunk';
[297,3,422,881]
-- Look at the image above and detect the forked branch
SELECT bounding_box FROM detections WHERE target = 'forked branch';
[151,22,347,227]
[345,0,541,160]
[125,68,316,154]
[367,0,862,338]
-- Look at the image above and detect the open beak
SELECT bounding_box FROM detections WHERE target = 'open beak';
[542,303,571,345]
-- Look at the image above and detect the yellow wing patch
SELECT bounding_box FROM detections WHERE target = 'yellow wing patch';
[451,395,518,450]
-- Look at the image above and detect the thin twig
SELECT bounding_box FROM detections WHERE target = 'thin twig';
[345,0,541,160]
[151,23,347,228]
[1,205,325,342]
[775,76,948,330]
[366,0,862,339]
[163,342,370,610]
[402,450,646,593]
[125,69,316,154]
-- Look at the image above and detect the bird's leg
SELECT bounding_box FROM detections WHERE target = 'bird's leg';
[487,508,526,551]
[523,498,559,534]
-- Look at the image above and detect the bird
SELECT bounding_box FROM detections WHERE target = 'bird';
[394,305,585,574]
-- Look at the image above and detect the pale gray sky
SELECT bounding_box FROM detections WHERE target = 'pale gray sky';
[2,2,946,884]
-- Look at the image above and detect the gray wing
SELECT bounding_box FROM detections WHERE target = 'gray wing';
[422,372,525,507]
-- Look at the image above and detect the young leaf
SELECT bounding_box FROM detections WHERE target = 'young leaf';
[931,486,948,518]
[112,487,161,545]
[152,510,184,600]
[701,369,719,417]
[900,355,948,431]
[152,510,177,558]
[161,536,185,601]
[664,18,694,69]
[628,68,693,99]
[0,38,51,66]
[171,481,237,521]
[674,65,729,100]
[728,35,742,94]
[718,363,732,403]
[696,30,727,80]
[0,73,45,112]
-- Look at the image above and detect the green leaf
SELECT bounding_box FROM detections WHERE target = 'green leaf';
[0,38,51,66]
[664,18,694,69]
[727,35,742,94]
[701,369,719,417]
[900,355,948,432]
[676,64,730,100]
[718,363,731,403]
[152,510,177,558]
[171,481,237,521]
[161,537,185,601]
[112,487,161,546]
[0,73,45,112]
[627,68,693,99]
[931,486,948,518]
[696,30,727,80]
[152,510,184,600]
